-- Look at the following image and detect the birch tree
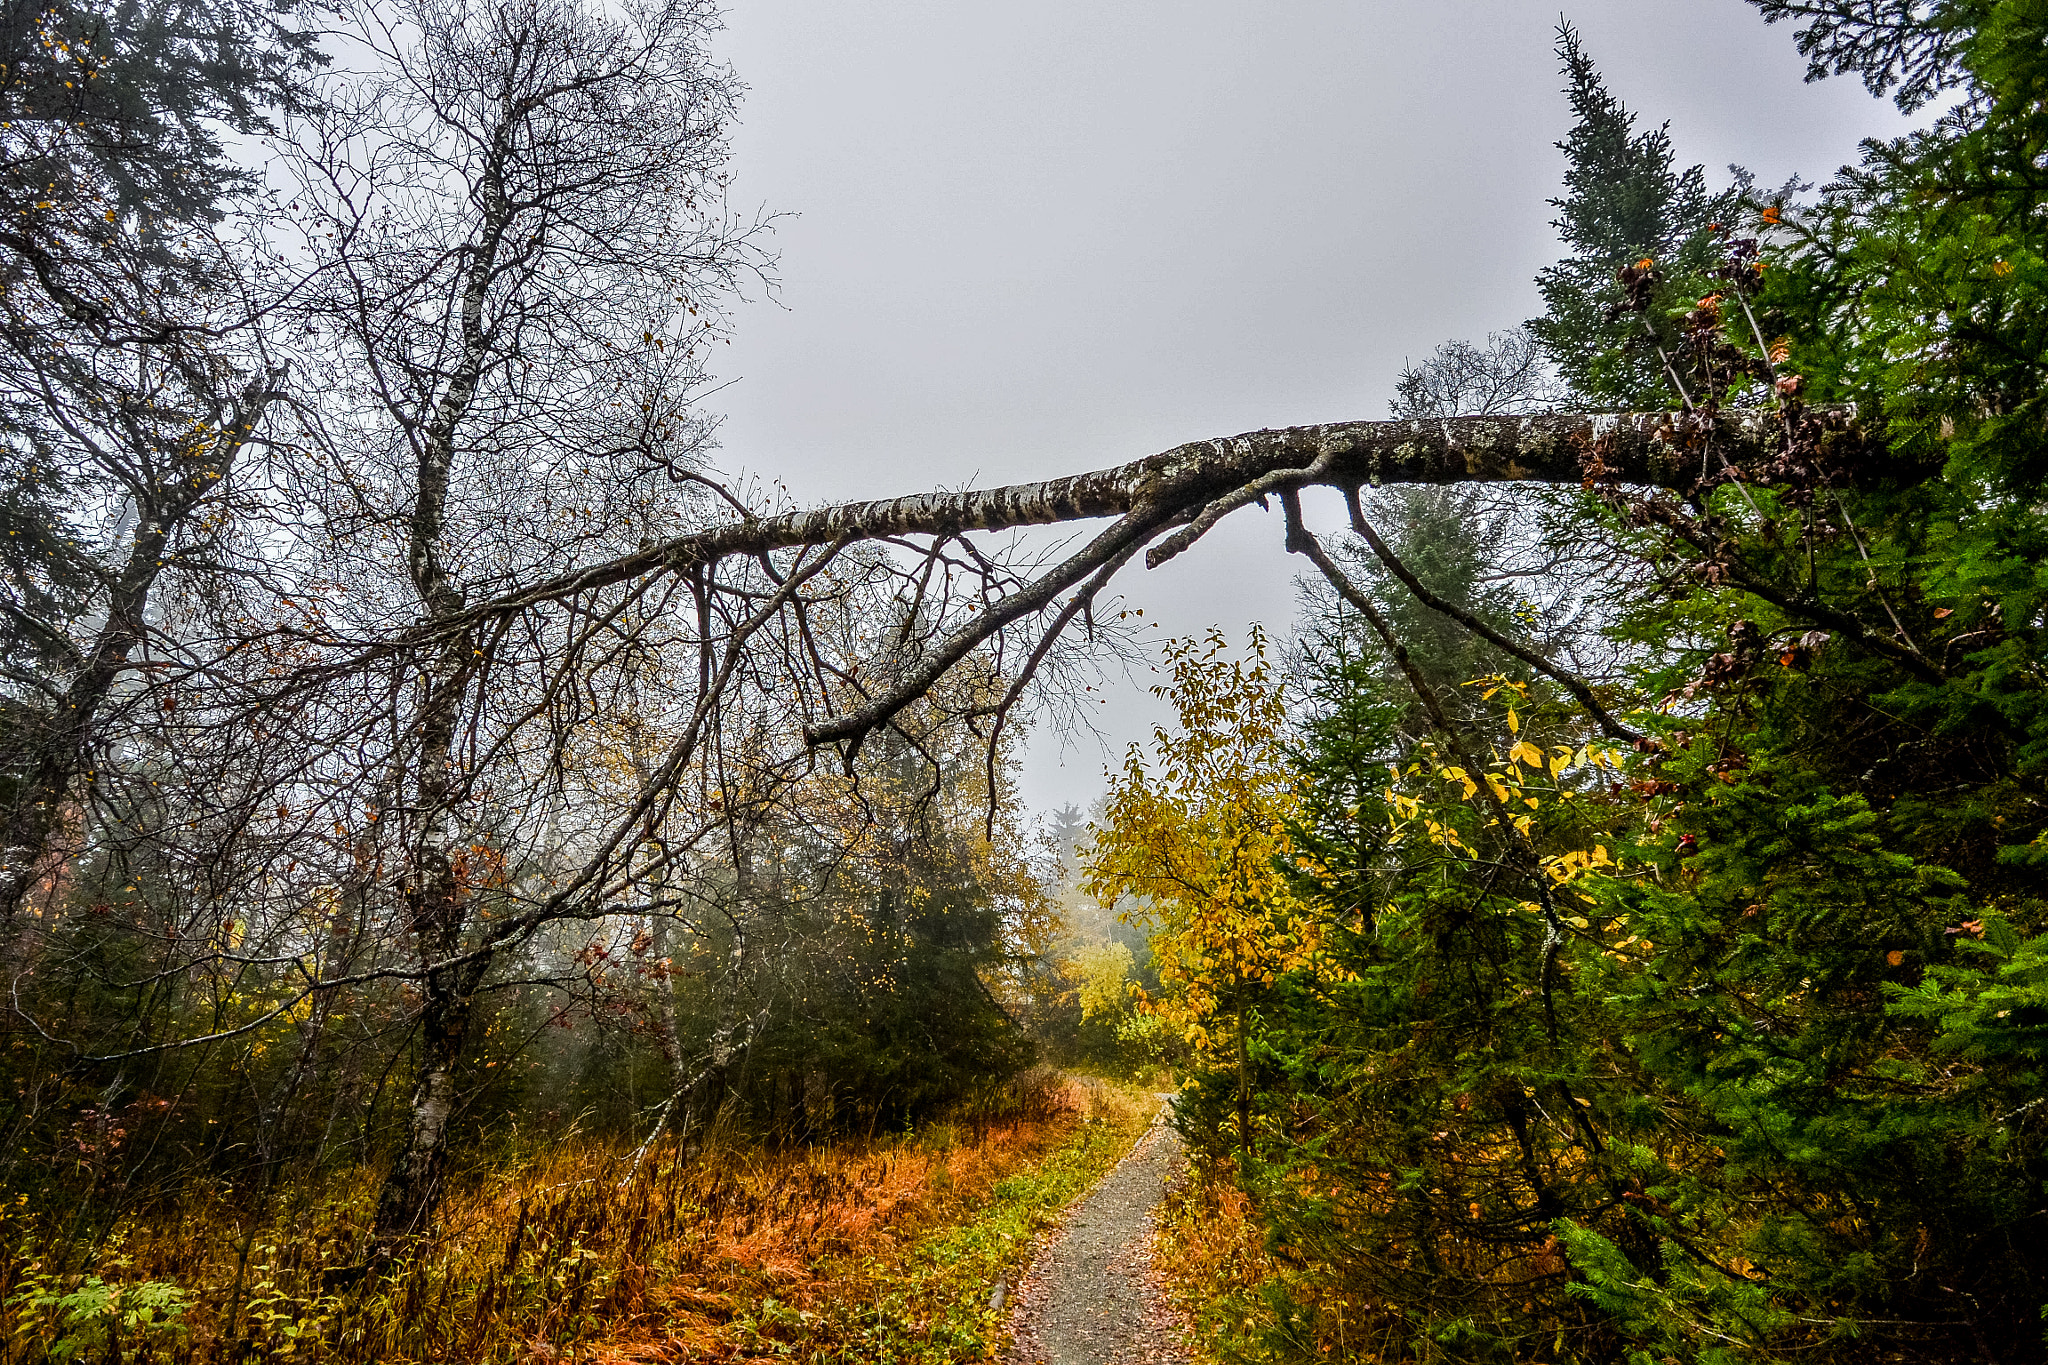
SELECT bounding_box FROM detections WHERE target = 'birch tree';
[264,0,770,1244]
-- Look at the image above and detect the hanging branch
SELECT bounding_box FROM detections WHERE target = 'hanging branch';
[1341,487,1648,746]
[800,503,1185,757]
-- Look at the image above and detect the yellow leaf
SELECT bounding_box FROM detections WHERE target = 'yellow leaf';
[1510,740,1544,769]
[1505,709,1519,735]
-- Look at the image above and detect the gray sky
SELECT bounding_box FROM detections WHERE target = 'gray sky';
[707,0,1918,818]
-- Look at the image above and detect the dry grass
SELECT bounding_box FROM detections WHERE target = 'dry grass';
[1155,1152,1581,1365]
[1155,1155,1405,1365]
[1,1074,1156,1364]
[1155,1160,1277,1365]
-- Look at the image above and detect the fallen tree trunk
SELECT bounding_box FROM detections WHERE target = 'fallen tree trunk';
[470,408,1848,622]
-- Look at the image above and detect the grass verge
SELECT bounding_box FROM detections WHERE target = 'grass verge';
[716,1078,1155,1364]
[1154,1157,1281,1365]
[0,1076,1157,1364]
[1155,1152,1408,1365]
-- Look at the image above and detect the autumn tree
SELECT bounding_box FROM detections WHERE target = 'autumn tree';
[1086,628,1320,1165]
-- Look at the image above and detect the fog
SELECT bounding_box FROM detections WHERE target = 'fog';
[707,0,1920,816]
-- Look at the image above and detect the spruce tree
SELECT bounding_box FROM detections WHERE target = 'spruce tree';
[1156,11,2048,1360]
[1530,24,1744,405]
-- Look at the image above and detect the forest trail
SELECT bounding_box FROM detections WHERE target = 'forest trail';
[1000,1099,1190,1365]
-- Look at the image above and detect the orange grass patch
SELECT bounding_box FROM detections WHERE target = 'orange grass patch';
[0,1078,1108,1363]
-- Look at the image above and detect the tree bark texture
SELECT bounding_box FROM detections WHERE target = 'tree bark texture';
[368,143,506,1248]
[473,408,1844,619]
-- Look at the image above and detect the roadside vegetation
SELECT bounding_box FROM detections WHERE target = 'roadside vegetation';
[2,1074,1153,1364]
[1104,11,2048,1362]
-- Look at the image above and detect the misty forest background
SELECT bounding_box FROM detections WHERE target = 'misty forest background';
[5,0,2048,1362]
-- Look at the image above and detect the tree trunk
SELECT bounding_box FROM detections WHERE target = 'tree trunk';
[452,407,1860,754]
[474,408,1833,619]
[0,380,272,924]
[367,154,508,1245]
[371,956,481,1243]
[368,644,481,1248]
[646,891,689,1103]
[1235,1001,1252,1178]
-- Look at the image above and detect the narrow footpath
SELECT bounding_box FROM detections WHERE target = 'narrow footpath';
[1001,1103,1191,1365]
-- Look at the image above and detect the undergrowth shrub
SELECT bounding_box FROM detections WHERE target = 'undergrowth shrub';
[0,1077,1153,1364]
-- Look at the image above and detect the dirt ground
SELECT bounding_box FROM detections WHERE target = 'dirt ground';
[1000,1104,1191,1365]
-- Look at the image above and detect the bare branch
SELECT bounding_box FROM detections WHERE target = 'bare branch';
[1341,488,1647,745]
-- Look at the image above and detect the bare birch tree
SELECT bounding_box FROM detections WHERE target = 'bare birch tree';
[260,0,770,1243]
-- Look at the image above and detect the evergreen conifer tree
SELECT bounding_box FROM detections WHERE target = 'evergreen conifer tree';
[1530,24,1744,405]
[1139,10,2048,1360]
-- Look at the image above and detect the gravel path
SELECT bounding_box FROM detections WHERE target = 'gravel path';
[1001,1104,1189,1365]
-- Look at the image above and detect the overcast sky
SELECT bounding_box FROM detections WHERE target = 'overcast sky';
[705,0,1919,818]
